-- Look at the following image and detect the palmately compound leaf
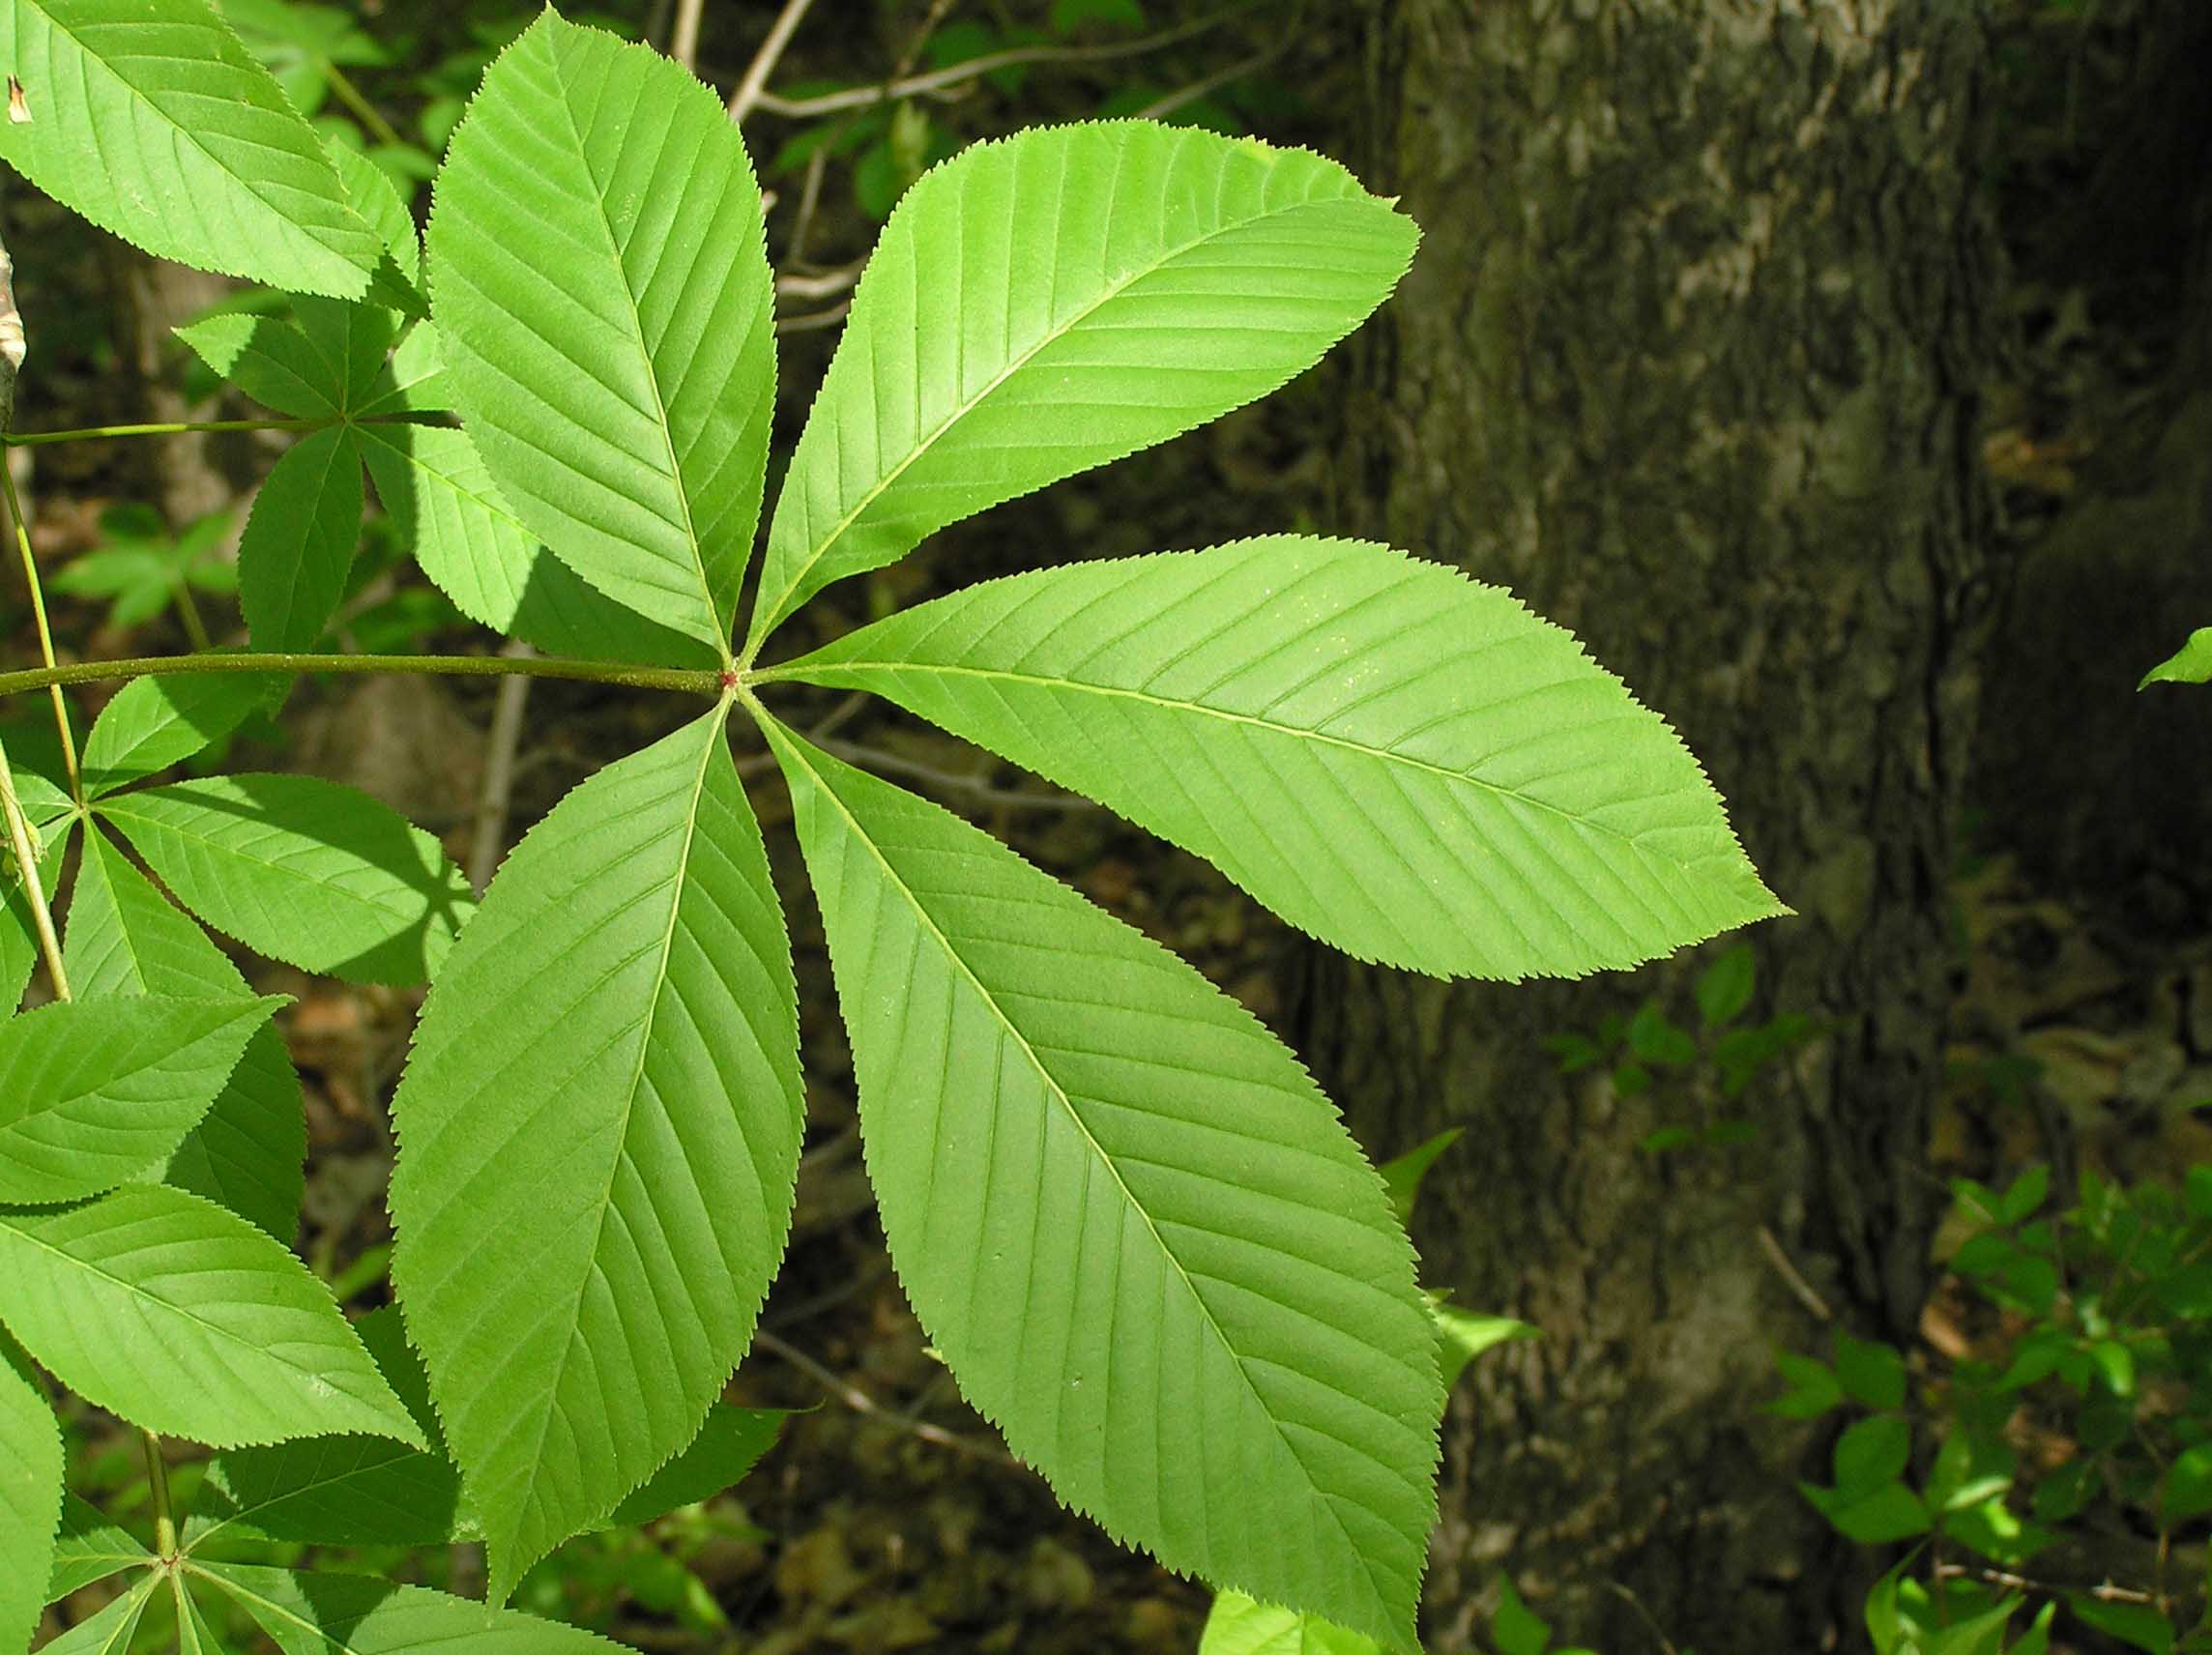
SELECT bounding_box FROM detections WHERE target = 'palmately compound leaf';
[1200,1591,1385,1655]
[63,830,307,1238]
[80,672,286,798]
[0,992,280,1205]
[191,1563,625,1654]
[778,537,1785,979]
[47,1493,153,1601]
[0,0,377,297]
[743,122,1417,654]
[33,1569,158,1655]
[390,706,802,1598]
[237,426,364,653]
[426,7,775,655]
[0,1183,425,1449]
[101,773,474,986]
[766,724,1440,1647]
[359,421,715,668]
[0,1334,62,1655]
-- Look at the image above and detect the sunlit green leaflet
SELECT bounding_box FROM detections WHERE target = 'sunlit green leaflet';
[0,1336,60,1655]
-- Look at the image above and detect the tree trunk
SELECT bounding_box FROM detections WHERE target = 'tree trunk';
[1295,6,2000,1648]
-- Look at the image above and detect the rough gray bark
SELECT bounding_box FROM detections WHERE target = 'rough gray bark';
[1295,5,1999,1648]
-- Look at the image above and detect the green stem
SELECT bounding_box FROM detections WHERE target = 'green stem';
[143,1430,176,1560]
[0,454,80,800]
[324,62,404,149]
[3,417,329,447]
[0,734,68,1001]
[0,651,729,701]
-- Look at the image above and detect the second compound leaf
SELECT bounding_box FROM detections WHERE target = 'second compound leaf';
[766,723,1440,1649]
[0,1184,425,1449]
[390,706,803,1598]
[101,773,474,986]
[192,1563,624,1655]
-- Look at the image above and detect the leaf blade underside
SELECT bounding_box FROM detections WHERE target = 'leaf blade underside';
[779,537,1785,980]
[0,0,378,297]
[766,723,1440,1647]
[0,1183,424,1449]
[425,8,776,654]
[389,707,803,1597]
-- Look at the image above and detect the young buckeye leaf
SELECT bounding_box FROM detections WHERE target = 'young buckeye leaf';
[192,1563,626,1655]
[765,723,1440,1649]
[389,706,802,1598]
[236,426,365,653]
[0,992,281,1205]
[100,773,474,985]
[743,122,1416,654]
[426,7,775,655]
[0,1334,61,1655]
[63,830,307,1238]
[0,1184,424,1448]
[776,537,1785,979]
[1200,1591,1384,1655]
[80,672,286,798]
[35,1570,159,1655]
[0,0,378,298]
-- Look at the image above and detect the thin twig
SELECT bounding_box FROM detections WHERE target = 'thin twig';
[727,0,822,124]
[1130,44,1278,121]
[776,256,866,302]
[776,300,852,334]
[747,2,1260,119]
[1604,1582,1684,1655]
[752,1329,1019,1467]
[0,443,78,800]
[1757,1225,1834,1321]
[780,148,829,273]
[1933,1559,2160,1607]
[669,0,704,71]
[468,641,537,894]
[817,736,1096,813]
[892,0,960,81]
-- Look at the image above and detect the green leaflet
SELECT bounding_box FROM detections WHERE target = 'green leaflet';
[191,1563,625,1654]
[602,1402,785,1526]
[35,1570,158,1655]
[63,830,306,1238]
[389,706,802,1597]
[293,298,402,413]
[189,1305,461,1552]
[1201,1592,1384,1655]
[766,724,1440,1647]
[426,8,775,655]
[172,1574,224,1655]
[743,122,1416,654]
[778,537,1786,980]
[358,421,715,667]
[358,320,448,417]
[47,1494,153,1601]
[176,314,346,419]
[0,992,281,1205]
[0,1184,424,1449]
[100,773,474,986]
[0,0,377,297]
[1433,1303,1536,1391]
[237,426,364,652]
[80,672,285,797]
[2140,625,2212,689]
[0,1334,61,1655]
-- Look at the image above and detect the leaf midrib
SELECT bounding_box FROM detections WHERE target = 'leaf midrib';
[747,184,1362,652]
[776,730,1386,1618]
[781,655,1664,856]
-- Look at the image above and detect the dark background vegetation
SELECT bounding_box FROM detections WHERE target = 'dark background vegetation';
[8,0,2211,1650]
